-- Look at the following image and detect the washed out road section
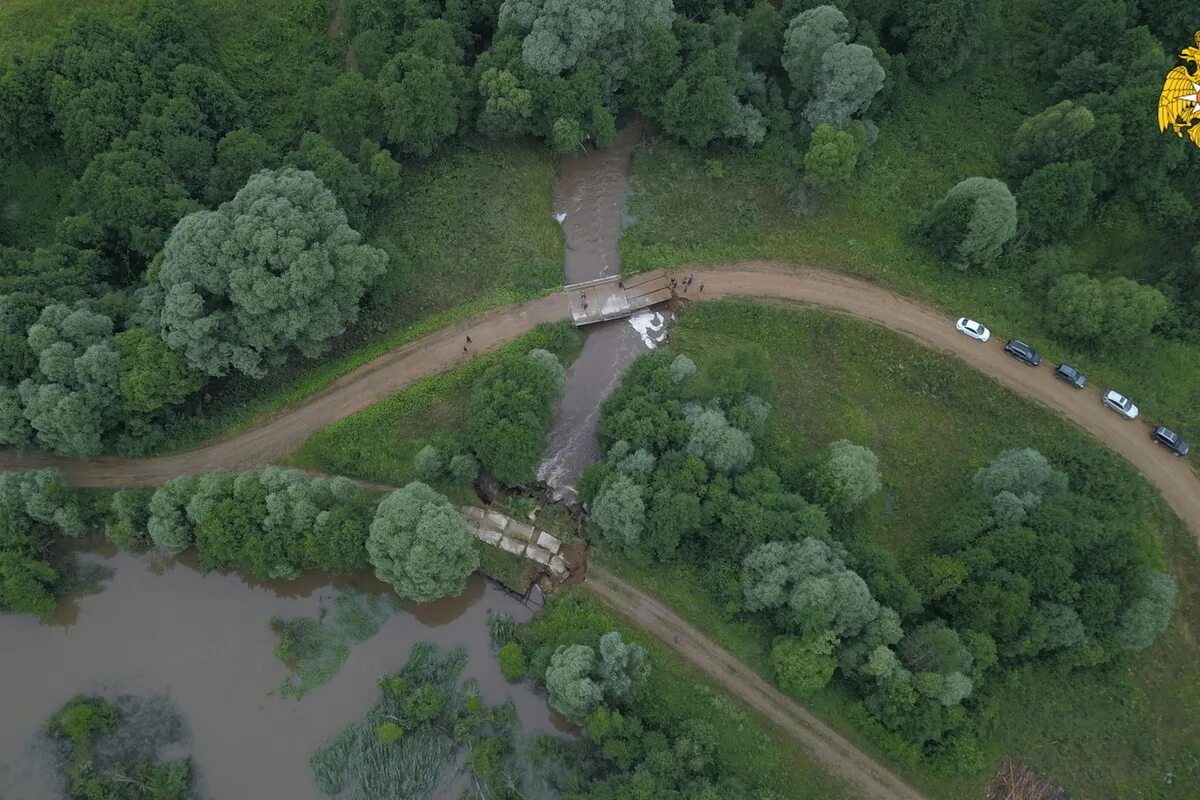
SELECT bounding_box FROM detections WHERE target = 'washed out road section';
[3,265,1198,540]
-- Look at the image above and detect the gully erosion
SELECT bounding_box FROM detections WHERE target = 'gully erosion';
[6,125,1200,800]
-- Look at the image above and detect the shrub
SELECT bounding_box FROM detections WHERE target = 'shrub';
[498,642,527,680]
[916,177,1017,271]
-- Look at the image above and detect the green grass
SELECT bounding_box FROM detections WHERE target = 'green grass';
[288,322,584,485]
[598,301,1200,799]
[368,138,563,328]
[621,70,1200,448]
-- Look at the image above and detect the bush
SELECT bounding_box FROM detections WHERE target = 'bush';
[448,453,479,484]
[916,177,1017,271]
[498,642,527,680]
[770,632,838,696]
[413,445,446,482]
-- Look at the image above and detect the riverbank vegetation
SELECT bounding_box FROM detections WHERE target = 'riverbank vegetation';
[45,694,192,800]
[271,589,403,699]
[593,301,1198,797]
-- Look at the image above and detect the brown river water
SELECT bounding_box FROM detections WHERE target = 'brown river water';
[538,122,669,492]
[0,548,565,799]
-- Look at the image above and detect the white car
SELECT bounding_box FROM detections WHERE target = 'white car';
[955,318,990,342]
[1103,390,1139,419]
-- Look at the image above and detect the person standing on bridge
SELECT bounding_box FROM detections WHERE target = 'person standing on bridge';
[699,283,704,293]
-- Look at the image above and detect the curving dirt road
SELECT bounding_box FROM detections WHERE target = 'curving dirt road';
[585,564,924,800]
[3,264,1197,545]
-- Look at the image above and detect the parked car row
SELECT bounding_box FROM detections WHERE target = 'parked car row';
[955,318,1189,457]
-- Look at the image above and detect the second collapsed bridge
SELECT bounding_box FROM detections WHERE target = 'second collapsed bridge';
[566,269,673,325]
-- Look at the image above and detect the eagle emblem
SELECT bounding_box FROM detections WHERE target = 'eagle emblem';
[1158,31,1200,147]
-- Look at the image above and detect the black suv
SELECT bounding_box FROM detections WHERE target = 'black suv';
[1054,364,1087,388]
[1003,339,1042,366]
[1153,427,1190,456]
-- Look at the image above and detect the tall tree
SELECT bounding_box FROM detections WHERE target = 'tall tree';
[367,482,479,603]
[147,168,387,378]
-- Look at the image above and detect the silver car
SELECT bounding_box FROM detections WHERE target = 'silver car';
[1103,390,1139,419]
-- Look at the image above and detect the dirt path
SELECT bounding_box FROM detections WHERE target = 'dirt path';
[585,564,925,800]
[4,264,1197,544]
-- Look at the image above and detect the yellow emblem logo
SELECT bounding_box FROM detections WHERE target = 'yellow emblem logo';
[1159,31,1200,147]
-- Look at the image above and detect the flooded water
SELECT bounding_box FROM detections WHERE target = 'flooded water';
[540,122,669,492]
[0,549,566,800]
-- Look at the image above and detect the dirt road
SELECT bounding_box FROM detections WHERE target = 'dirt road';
[3,264,1198,543]
[585,564,925,800]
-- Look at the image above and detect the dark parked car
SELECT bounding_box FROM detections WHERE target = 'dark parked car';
[1003,339,1042,366]
[1054,364,1087,388]
[1153,427,1190,456]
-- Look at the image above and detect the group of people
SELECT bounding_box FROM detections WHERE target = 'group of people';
[670,273,702,294]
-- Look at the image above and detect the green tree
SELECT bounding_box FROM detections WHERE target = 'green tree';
[1103,277,1170,343]
[414,445,446,482]
[803,43,885,129]
[500,0,673,94]
[17,305,124,456]
[684,407,754,475]
[476,68,534,137]
[974,448,1067,524]
[900,0,997,83]
[1017,161,1095,244]
[148,168,387,378]
[205,128,277,205]
[770,631,839,695]
[811,439,882,513]
[284,132,375,223]
[315,72,379,156]
[366,482,479,603]
[1046,274,1169,346]
[782,5,849,95]
[466,348,564,485]
[741,2,784,72]
[379,53,466,158]
[1007,101,1096,180]
[106,488,152,549]
[448,453,480,484]
[544,643,603,721]
[591,472,646,552]
[113,328,202,413]
[147,475,198,554]
[916,177,1017,271]
[803,123,861,188]
[1116,571,1176,651]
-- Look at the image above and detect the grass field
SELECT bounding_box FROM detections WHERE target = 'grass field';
[599,301,1199,799]
[620,70,1200,449]
[288,322,585,485]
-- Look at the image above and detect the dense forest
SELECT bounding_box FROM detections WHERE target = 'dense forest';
[1,0,1195,455]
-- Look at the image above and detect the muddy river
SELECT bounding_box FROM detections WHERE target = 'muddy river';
[539,122,669,492]
[0,548,564,799]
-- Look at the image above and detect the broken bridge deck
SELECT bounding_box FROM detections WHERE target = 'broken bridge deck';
[565,269,674,326]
